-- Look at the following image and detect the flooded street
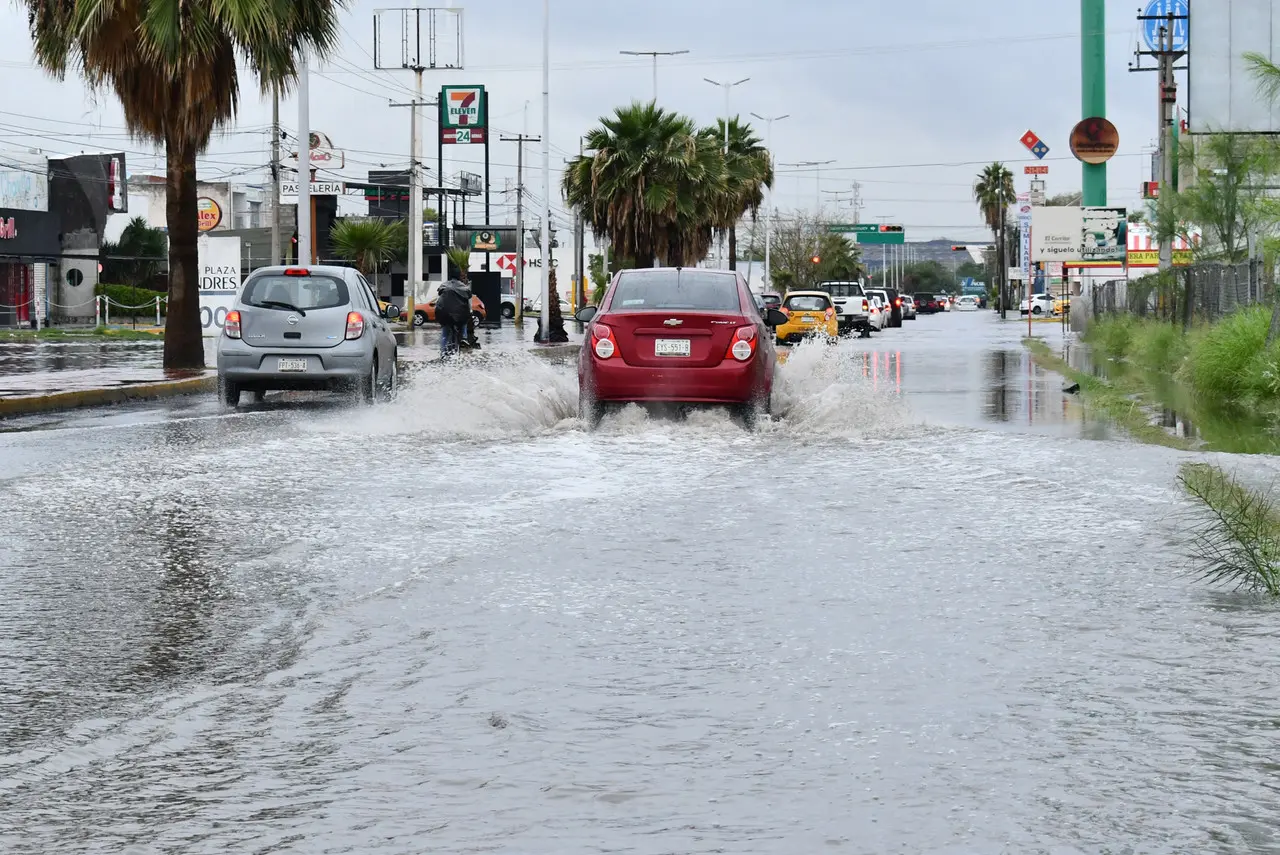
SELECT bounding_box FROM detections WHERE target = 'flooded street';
[4,312,1279,853]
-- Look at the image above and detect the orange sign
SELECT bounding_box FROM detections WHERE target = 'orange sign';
[197,197,222,232]
[1070,117,1120,165]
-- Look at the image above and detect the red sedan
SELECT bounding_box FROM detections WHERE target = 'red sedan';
[574,268,788,429]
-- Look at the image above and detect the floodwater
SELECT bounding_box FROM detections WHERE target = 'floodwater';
[3,311,1279,854]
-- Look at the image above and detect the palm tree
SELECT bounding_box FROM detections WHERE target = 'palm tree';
[703,117,773,271]
[330,218,402,289]
[563,101,727,268]
[446,247,472,283]
[25,0,342,369]
[973,163,1015,317]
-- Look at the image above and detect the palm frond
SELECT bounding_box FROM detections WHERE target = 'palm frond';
[1178,462,1280,596]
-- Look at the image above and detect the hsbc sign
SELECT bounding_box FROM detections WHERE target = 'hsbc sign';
[0,217,15,239]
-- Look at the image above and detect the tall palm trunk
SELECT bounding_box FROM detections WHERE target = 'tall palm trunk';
[728,226,737,271]
[164,136,205,368]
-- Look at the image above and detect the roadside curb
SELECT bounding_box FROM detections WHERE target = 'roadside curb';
[0,374,216,418]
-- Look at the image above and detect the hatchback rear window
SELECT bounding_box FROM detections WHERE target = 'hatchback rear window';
[761,294,782,308]
[785,295,830,311]
[609,270,742,312]
[243,274,349,311]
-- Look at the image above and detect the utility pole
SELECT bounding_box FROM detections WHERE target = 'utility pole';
[297,52,311,265]
[270,88,282,266]
[501,132,540,323]
[751,112,788,292]
[705,76,750,270]
[539,0,551,340]
[1131,7,1187,275]
[620,49,689,101]
[575,136,585,311]
[389,80,431,324]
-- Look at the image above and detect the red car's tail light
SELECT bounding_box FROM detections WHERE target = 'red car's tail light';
[345,311,364,340]
[283,267,310,276]
[726,325,757,362]
[224,310,241,339]
[592,323,617,359]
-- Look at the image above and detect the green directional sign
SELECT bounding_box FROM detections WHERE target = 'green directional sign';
[827,223,905,244]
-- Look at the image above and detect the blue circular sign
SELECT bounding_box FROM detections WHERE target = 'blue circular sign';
[1142,0,1189,53]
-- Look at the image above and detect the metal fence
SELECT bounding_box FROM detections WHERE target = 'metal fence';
[1084,259,1276,327]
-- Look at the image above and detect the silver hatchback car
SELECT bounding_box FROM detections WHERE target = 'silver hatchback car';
[216,264,399,407]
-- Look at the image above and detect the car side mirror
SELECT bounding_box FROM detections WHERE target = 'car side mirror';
[574,305,598,323]
[764,308,788,327]
[385,304,401,320]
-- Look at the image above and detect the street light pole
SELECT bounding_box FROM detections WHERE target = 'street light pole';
[620,49,689,101]
[705,76,749,269]
[539,0,551,341]
[751,111,788,293]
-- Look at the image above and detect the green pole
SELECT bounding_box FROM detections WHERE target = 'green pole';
[1081,0,1106,206]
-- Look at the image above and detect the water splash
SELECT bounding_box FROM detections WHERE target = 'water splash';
[768,339,909,435]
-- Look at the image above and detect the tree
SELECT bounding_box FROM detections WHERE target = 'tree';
[973,163,1016,317]
[101,216,167,289]
[587,253,611,304]
[563,101,729,268]
[763,211,864,291]
[445,247,471,284]
[901,260,959,293]
[702,117,772,271]
[330,218,403,288]
[26,0,342,369]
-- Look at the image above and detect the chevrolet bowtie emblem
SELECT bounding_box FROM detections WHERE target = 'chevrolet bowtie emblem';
[663,318,683,326]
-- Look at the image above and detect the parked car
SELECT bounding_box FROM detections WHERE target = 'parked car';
[216,265,400,407]
[865,289,893,331]
[414,294,487,327]
[881,288,904,327]
[913,293,941,314]
[816,280,870,335]
[776,291,839,344]
[1020,294,1055,316]
[574,268,786,428]
[1053,295,1071,316]
[955,295,980,311]
[900,295,917,320]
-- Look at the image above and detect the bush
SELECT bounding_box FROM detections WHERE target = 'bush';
[95,283,166,319]
[1184,305,1269,403]
[1086,315,1137,359]
[1133,322,1189,374]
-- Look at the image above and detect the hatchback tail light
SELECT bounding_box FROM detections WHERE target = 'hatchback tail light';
[345,311,364,340]
[224,310,241,339]
[284,268,310,277]
[591,323,617,359]
[895,298,902,306]
[725,325,757,362]
[824,307,835,320]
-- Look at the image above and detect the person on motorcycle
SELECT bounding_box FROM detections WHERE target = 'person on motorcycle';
[434,279,473,357]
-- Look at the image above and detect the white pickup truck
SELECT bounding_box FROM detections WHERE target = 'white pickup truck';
[818,281,871,336]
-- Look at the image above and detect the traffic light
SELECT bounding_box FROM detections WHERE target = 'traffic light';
[879,224,903,234]
[951,245,966,251]
[811,255,821,264]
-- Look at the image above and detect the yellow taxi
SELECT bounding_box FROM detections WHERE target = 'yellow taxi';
[1053,295,1071,316]
[776,290,839,345]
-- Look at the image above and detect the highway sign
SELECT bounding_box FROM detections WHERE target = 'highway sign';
[1142,0,1188,53]
[827,223,903,243]
[827,223,880,234]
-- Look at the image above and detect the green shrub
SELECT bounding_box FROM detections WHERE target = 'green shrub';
[1184,306,1269,402]
[1178,462,1280,596]
[1086,315,1137,359]
[1133,322,1189,374]
[95,283,166,319]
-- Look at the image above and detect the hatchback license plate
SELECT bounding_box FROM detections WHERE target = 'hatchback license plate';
[277,358,308,372]
[654,339,690,357]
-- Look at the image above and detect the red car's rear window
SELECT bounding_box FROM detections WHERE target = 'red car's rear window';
[609,270,742,312]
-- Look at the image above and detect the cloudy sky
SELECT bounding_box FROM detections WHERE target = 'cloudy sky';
[0,0,1169,245]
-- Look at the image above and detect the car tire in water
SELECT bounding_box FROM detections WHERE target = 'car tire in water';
[414,311,428,327]
[379,352,398,403]
[472,311,484,328]
[357,359,377,405]
[579,390,603,430]
[218,377,240,409]
[501,303,515,319]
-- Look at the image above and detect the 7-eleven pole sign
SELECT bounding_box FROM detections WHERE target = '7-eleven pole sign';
[441,85,487,144]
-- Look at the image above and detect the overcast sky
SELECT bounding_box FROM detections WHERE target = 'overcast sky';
[0,0,1169,245]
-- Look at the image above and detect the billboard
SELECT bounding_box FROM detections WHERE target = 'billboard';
[1189,0,1280,133]
[197,234,241,338]
[441,86,486,129]
[1031,207,1127,264]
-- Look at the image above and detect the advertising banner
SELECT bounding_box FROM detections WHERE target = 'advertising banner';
[1030,207,1083,263]
[1080,207,1127,263]
[197,234,241,337]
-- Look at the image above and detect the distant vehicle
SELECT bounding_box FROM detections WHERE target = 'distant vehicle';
[216,264,400,407]
[1053,295,1071,316]
[936,294,954,312]
[574,268,785,428]
[881,288,904,327]
[776,291,839,344]
[956,295,980,311]
[761,292,783,311]
[414,295,487,327]
[864,289,893,331]
[1020,294,1055,316]
[913,293,941,314]
[816,280,869,335]
[900,295,917,320]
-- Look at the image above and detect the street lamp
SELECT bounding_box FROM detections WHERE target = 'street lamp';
[620,49,689,101]
[751,111,788,292]
[705,77,749,269]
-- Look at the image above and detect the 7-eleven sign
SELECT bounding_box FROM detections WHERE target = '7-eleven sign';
[442,86,486,129]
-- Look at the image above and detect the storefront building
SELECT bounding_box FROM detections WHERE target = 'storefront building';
[0,208,61,328]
